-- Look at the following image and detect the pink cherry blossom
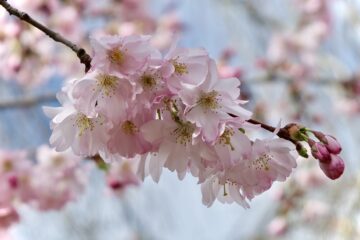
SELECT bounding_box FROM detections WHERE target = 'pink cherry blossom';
[239,138,298,200]
[267,216,288,236]
[141,118,198,181]
[31,146,88,210]
[129,65,170,108]
[71,69,132,123]
[107,108,153,158]
[163,46,210,92]
[201,175,249,208]
[45,102,110,156]
[179,60,251,142]
[0,151,34,207]
[90,34,161,77]
[106,158,140,192]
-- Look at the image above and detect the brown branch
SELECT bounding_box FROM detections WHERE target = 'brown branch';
[0,93,57,109]
[246,118,291,141]
[0,0,92,72]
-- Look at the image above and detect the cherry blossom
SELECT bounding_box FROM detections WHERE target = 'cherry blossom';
[40,33,345,208]
[179,60,252,142]
[91,34,161,77]
[45,101,110,156]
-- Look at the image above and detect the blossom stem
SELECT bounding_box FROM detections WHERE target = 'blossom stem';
[246,119,293,143]
[0,0,92,72]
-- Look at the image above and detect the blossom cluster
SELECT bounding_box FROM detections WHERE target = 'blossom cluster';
[45,34,301,207]
[258,0,330,80]
[0,145,141,236]
[0,146,88,229]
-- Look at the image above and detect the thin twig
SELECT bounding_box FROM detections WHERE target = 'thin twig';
[0,0,92,72]
[246,118,291,141]
[245,73,349,86]
[0,93,57,109]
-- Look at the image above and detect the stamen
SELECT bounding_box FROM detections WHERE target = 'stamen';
[140,74,157,90]
[2,160,13,172]
[53,156,64,166]
[96,73,118,96]
[75,114,94,136]
[219,128,235,150]
[197,90,220,111]
[251,153,272,171]
[172,59,188,75]
[108,48,125,65]
[121,120,138,135]
[172,121,195,145]
[223,185,228,196]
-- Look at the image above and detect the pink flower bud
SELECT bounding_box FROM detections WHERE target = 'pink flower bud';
[107,179,124,191]
[311,142,330,163]
[7,175,18,189]
[319,154,345,180]
[312,131,327,143]
[324,136,342,154]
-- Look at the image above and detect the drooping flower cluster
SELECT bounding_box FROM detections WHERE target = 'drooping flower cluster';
[45,34,301,207]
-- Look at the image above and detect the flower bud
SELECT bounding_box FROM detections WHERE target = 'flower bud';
[312,131,327,142]
[324,135,342,154]
[7,175,18,189]
[319,154,345,180]
[107,179,124,190]
[311,142,330,163]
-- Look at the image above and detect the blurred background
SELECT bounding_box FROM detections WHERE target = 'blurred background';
[0,0,360,239]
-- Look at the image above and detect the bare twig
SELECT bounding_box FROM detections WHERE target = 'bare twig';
[0,0,92,72]
[246,118,292,141]
[0,93,57,109]
[245,72,349,86]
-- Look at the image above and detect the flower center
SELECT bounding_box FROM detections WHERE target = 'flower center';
[218,128,235,150]
[121,121,138,135]
[96,73,119,96]
[251,153,272,171]
[140,74,157,90]
[52,156,64,167]
[172,121,195,145]
[75,114,94,136]
[172,59,188,75]
[2,160,13,172]
[108,48,125,65]
[197,90,220,110]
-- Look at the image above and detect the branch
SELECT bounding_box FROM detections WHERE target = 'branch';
[0,93,57,109]
[245,73,348,86]
[246,118,308,157]
[246,118,291,141]
[0,0,92,72]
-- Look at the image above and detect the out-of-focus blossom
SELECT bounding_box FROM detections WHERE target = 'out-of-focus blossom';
[106,157,140,192]
[267,216,288,236]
